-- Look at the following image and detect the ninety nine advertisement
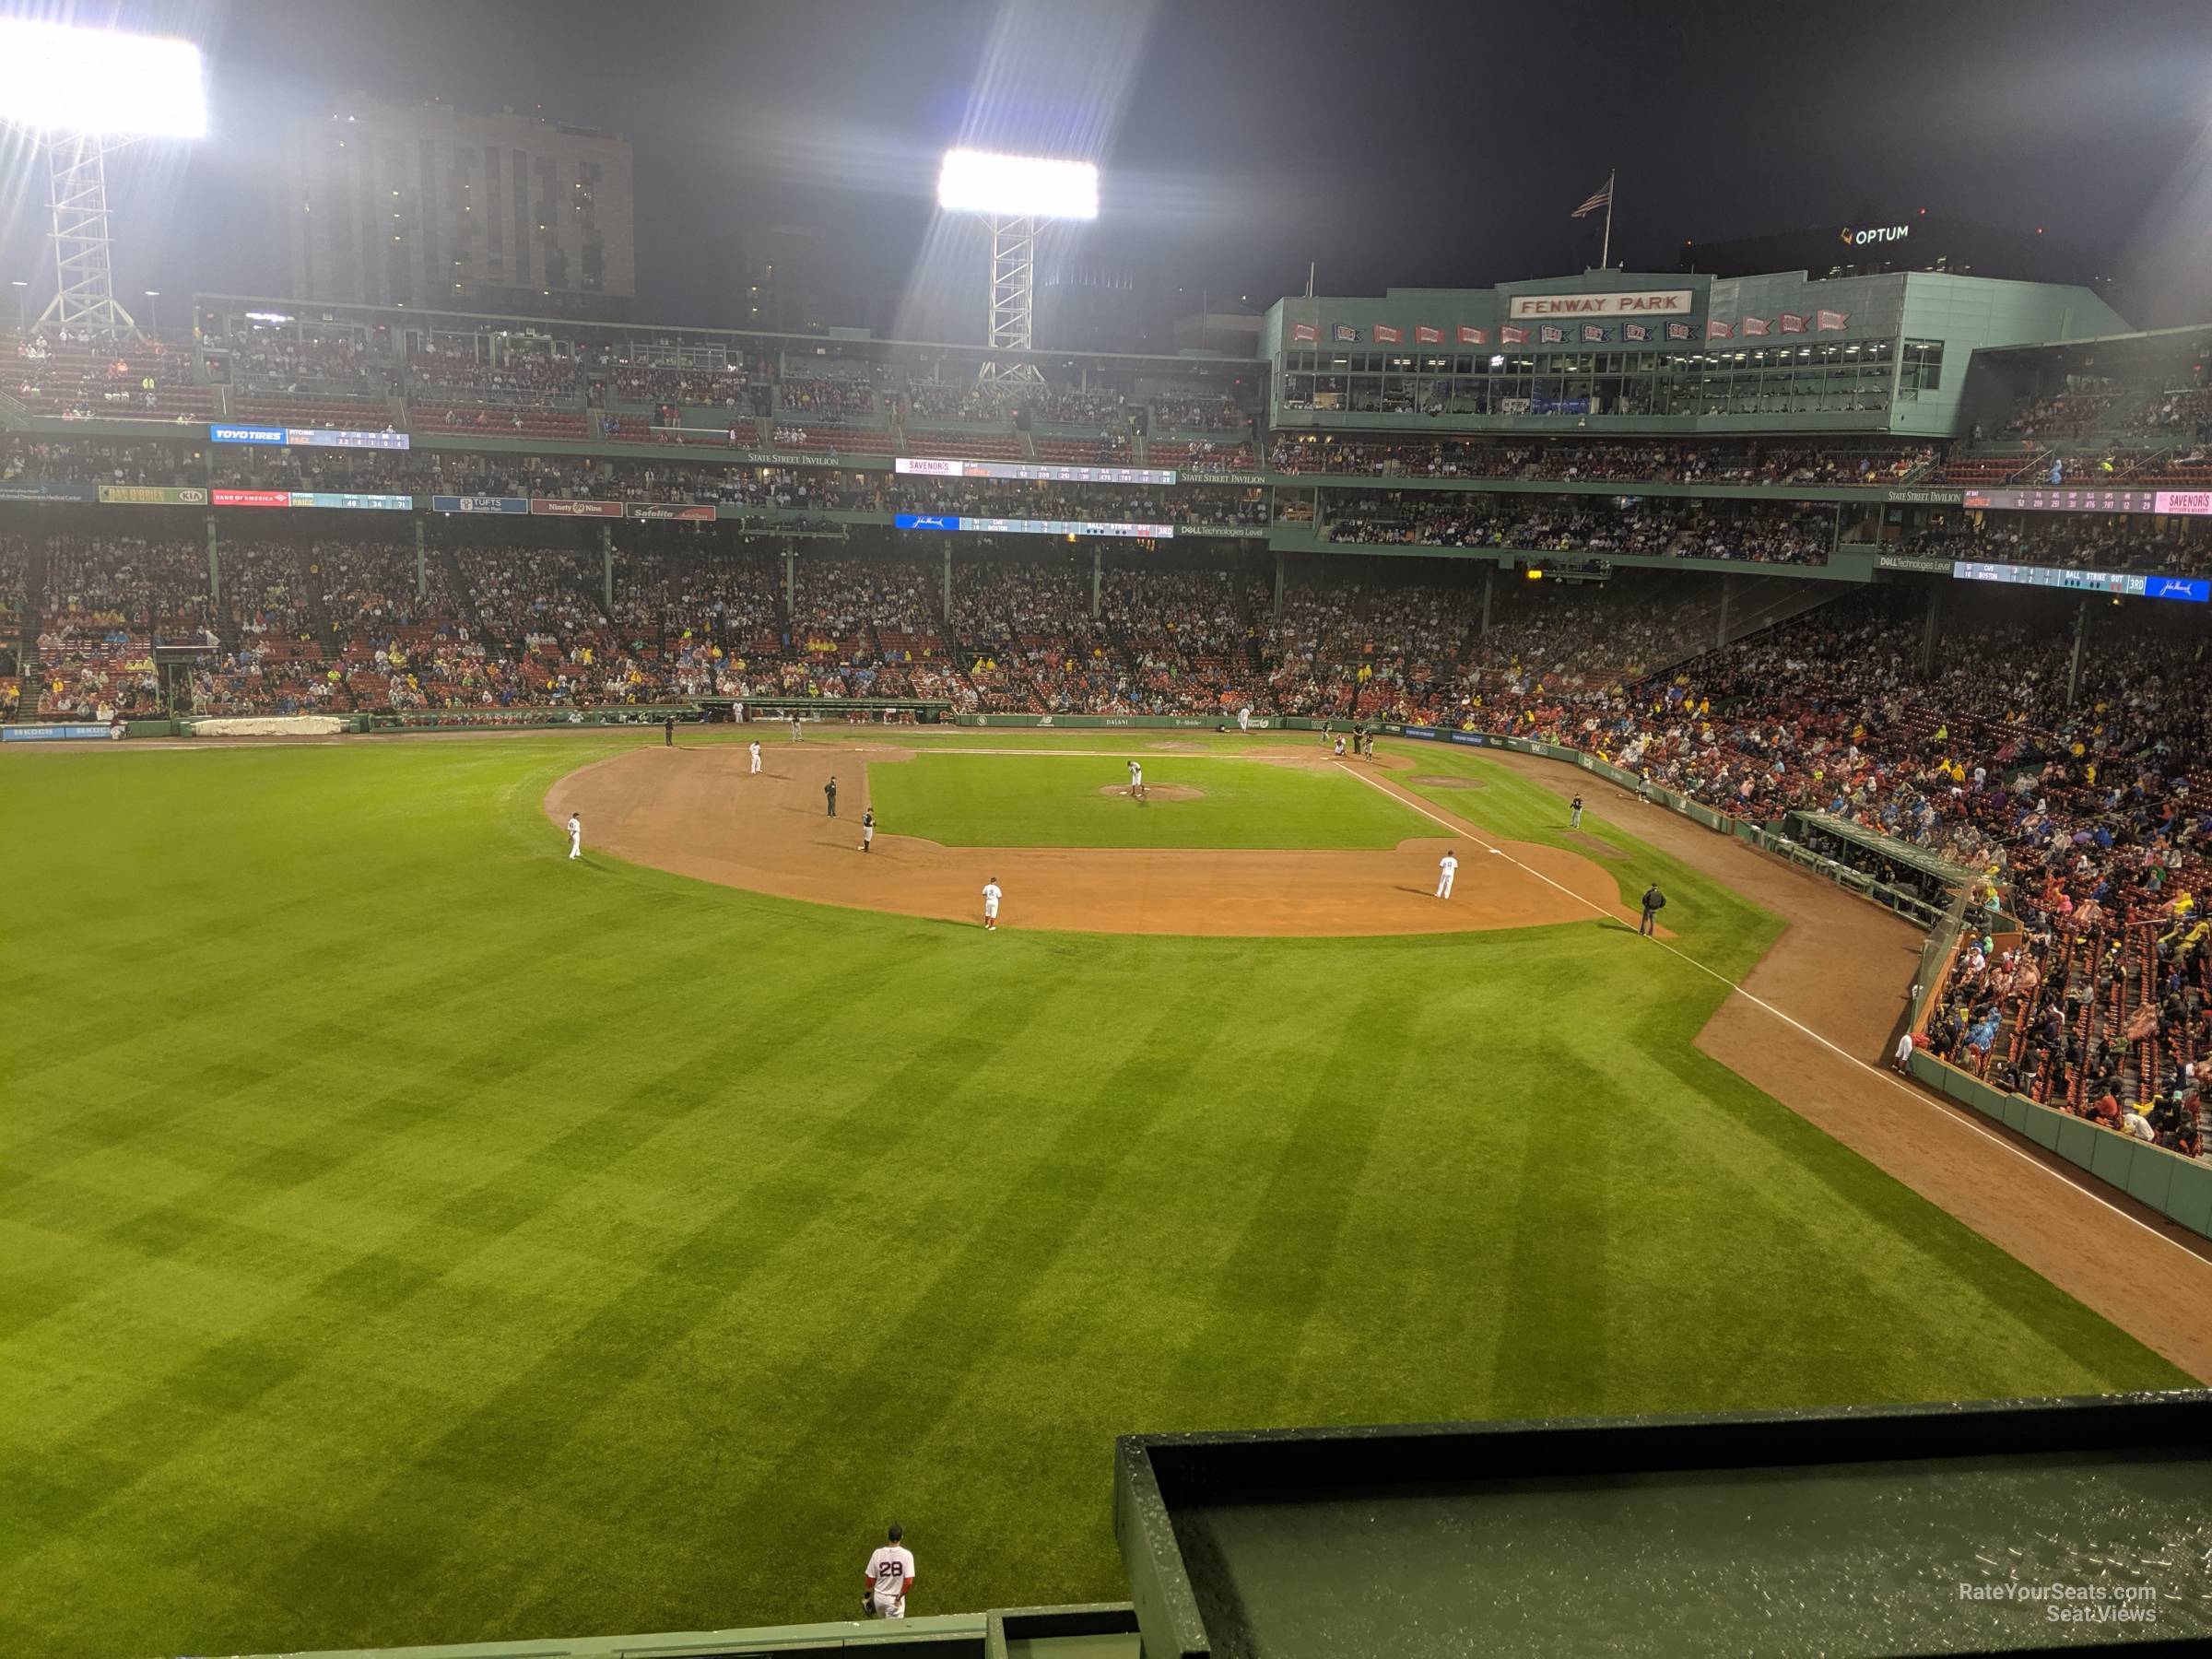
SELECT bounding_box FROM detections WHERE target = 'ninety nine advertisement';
[529,497,624,518]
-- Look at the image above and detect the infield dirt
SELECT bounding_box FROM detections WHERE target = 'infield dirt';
[547,740,1641,937]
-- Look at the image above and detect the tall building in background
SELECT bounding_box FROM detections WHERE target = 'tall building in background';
[706,224,896,337]
[1037,249,1169,354]
[285,99,635,321]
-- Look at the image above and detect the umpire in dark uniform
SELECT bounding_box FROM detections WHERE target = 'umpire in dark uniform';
[1639,883,1665,936]
[825,775,839,818]
[664,713,676,747]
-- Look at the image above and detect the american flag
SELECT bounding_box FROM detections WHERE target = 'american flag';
[1570,176,1613,218]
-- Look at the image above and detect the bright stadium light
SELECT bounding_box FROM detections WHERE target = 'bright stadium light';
[935,148,1098,219]
[0,18,207,339]
[936,147,1099,386]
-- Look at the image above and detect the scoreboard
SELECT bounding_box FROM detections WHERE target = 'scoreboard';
[1953,561,2208,603]
[896,457,1175,485]
[1960,486,2212,515]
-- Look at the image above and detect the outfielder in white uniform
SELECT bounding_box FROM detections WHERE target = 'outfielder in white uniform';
[749,740,762,774]
[982,879,1002,930]
[1436,848,1457,899]
[566,813,582,860]
[862,1524,914,1619]
[1237,706,1252,732]
[1127,759,1145,800]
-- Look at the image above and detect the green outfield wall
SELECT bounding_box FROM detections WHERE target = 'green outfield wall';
[1909,1051,2212,1239]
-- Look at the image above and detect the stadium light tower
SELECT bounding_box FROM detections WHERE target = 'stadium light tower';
[0,18,207,340]
[936,148,1098,386]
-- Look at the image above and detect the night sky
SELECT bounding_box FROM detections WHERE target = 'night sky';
[6,0,2212,334]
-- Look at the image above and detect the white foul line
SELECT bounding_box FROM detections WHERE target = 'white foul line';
[1336,760,2209,1265]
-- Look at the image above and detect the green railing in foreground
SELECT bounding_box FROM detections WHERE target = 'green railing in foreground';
[209,1603,1140,1659]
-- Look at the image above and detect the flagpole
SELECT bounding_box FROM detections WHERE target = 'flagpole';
[1600,168,1616,270]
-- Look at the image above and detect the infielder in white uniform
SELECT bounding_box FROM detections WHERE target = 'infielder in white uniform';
[1127,759,1145,800]
[566,813,582,860]
[862,1523,915,1619]
[749,740,763,774]
[982,878,1002,930]
[790,716,803,743]
[1237,706,1252,732]
[1436,848,1457,899]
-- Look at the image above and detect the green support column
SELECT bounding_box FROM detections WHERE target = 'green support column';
[414,516,426,601]
[1919,582,1942,678]
[784,543,795,614]
[206,514,220,606]
[943,546,953,622]
[601,524,615,613]
[1480,563,1492,636]
[1091,548,1102,620]
[2067,597,2088,708]
[1717,575,1733,648]
[1273,552,1285,615]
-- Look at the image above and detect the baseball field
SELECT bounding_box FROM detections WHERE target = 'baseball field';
[4,725,2195,1659]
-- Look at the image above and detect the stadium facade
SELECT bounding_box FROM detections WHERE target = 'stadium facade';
[1265,266,2127,437]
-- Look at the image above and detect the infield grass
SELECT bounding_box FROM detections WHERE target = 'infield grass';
[3,728,2192,1659]
[864,750,1434,848]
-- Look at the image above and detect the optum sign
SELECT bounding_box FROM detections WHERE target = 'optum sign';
[1840,224,1911,247]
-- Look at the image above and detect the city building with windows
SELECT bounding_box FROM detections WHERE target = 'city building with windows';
[284,99,635,322]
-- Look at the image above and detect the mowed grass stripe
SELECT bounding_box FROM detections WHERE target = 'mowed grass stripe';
[865,751,1436,848]
[0,734,2192,1657]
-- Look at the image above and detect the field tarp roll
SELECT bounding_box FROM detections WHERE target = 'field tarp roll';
[187,715,348,738]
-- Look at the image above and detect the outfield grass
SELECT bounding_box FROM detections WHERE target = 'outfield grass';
[865,750,1433,848]
[2,730,2191,1659]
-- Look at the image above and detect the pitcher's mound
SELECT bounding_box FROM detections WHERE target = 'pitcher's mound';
[1409,774,1485,789]
[1098,783,1205,802]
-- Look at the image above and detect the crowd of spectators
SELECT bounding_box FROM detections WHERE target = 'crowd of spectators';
[1899,514,2211,574]
[10,332,207,422]
[226,331,389,395]
[1321,495,1829,564]
[1270,434,1933,487]
[407,339,582,407]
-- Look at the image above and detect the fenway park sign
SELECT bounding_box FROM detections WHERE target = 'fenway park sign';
[1507,288,1694,319]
